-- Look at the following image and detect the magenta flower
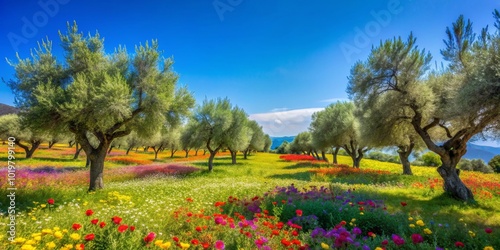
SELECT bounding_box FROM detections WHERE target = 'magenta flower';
[215,240,225,250]
[392,234,405,246]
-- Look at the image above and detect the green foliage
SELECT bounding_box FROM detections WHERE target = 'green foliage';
[366,151,400,163]
[489,155,500,173]
[420,152,442,167]
[459,158,494,173]
[275,141,289,154]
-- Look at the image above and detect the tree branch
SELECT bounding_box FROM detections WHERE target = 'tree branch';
[438,123,453,138]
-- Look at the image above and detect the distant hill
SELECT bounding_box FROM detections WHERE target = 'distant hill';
[270,135,499,162]
[0,103,18,116]
[270,136,296,149]
[464,143,500,163]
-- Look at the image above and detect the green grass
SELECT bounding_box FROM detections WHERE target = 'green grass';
[1,145,499,249]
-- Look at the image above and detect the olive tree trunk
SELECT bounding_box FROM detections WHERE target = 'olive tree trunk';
[16,140,41,159]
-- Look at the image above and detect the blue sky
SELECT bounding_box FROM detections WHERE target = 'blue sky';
[1,0,499,141]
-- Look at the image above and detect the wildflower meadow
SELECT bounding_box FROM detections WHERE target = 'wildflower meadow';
[1,146,500,249]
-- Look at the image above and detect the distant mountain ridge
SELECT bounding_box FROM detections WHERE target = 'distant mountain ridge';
[270,136,295,149]
[270,136,499,162]
[0,103,18,116]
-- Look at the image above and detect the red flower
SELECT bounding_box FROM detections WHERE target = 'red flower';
[295,210,303,217]
[76,243,85,250]
[214,201,226,207]
[400,202,407,207]
[117,224,128,233]
[111,216,122,225]
[202,242,210,249]
[186,197,194,202]
[196,226,202,232]
[47,198,55,205]
[381,239,389,246]
[85,209,94,216]
[91,219,99,225]
[72,223,82,230]
[272,201,277,205]
[455,241,465,247]
[130,226,136,232]
[173,236,179,242]
[99,222,106,228]
[485,228,493,234]
[84,233,95,241]
[191,239,199,245]
[144,232,156,243]
[281,238,292,246]
[411,234,423,244]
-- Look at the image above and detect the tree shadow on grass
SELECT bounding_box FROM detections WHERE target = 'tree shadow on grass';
[268,171,313,181]
[283,162,330,170]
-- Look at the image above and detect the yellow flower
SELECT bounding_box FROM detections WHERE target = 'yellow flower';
[351,218,356,222]
[321,242,330,249]
[360,212,364,215]
[469,230,476,237]
[76,244,85,250]
[54,231,63,239]
[375,248,384,250]
[484,247,494,250]
[42,229,53,235]
[53,227,60,231]
[21,244,36,250]
[409,224,415,228]
[408,217,414,221]
[61,244,73,250]
[46,241,56,249]
[33,235,41,241]
[423,228,432,235]
[459,218,464,222]
[155,240,164,246]
[31,217,37,221]
[416,220,425,227]
[180,242,190,249]
[161,242,172,249]
[62,229,69,233]
[13,237,26,244]
[24,240,36,245]
[41,204,47,208]
[70,233,81,241]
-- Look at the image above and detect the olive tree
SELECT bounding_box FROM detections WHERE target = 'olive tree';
[347,12,500,201]
[6,23,192,191]
[0,114,47,158]
[223,107,253,164]
[192,98,233,171]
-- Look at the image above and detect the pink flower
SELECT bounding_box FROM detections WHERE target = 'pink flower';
[485,228,493,234]
[144,232,156,243]
[215,240,225,250]
[455,241,465,247]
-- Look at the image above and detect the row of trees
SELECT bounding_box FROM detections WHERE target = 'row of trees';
[2,22,270,191]
[289,11,500,201]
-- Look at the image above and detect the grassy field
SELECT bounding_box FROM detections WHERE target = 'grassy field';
[1,144,500,249]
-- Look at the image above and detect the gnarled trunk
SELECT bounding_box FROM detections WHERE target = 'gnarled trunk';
[397,144,413,175]
[48,140,57,148]
[229,149,237,164]
[184,149,189,158]
[332,147,339,164]
[321,150,328,162]
[126,146,132,155]
[88,146,108,191]
[74,142,84,159]
[208,151,216,171]
[170,149,176,158]
[16,140,41,159]
[438,156,474,201]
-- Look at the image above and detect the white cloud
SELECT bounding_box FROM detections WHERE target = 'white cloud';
[320,98,350,103]
[249,108,324,137]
